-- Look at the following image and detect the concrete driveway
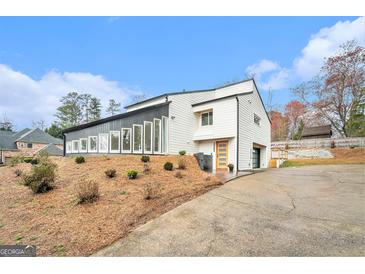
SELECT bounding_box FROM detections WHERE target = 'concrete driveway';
[94,165,365,256]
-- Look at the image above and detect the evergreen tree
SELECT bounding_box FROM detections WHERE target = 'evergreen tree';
[89,97,101,121]
[55,92,83,128]
[45,123,63,139]
[106,99,121,116]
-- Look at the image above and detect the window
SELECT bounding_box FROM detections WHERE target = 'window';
[66,141,72,153]
[72,140,79,153]
[144,121,153,154]
[162,116,168,154]
[153,118,161,153]
[99,133,109,153]
[88,136,97,153]
[122,128,131,153]
[254,113,261,126]
[80,138,87,153]
[201,111,213,126]
[109,131,120,153]
[133,124,142,153]
[27,143,33,148]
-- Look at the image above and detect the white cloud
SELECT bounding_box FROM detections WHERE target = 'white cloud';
[294,16,365,80]
[0,64,139,129]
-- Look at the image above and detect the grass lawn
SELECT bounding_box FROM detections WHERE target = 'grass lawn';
[0,155,221,256]
[280,148,365,167]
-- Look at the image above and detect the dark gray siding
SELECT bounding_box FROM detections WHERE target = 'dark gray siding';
[64,104,169,155]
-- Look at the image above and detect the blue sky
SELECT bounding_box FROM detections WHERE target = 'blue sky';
[0,16,364,129]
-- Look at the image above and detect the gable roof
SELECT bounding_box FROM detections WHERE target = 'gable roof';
[15,128,63,145]
[37,143,63,156]
[12,128,32,139]
[0,130,17,150]
[302,125,332,137]
[124,79,254,109]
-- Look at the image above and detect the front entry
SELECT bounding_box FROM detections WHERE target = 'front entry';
[252,148,260,168]
[216,141,228,170]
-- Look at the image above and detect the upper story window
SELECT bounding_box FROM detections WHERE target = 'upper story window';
[254,113,261,126]
[201,111,213,126]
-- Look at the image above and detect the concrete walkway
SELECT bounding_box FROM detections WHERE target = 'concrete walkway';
[94,165,365,256]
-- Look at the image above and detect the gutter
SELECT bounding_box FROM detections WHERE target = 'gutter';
[62,133,66,157]
[236,96,239,173]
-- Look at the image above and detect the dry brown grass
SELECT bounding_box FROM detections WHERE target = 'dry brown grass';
[0,155,221,256]
[282,148,365,167]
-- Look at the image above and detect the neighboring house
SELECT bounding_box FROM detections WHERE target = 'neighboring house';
[63,79,271,171]
[301,125,332,139]
[0,128,63,164]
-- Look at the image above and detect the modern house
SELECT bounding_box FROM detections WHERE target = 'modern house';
[63,79,271,171]
[0,128,63,164]
[301,125,332,139]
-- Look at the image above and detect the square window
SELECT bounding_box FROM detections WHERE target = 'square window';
[201,111,213,126]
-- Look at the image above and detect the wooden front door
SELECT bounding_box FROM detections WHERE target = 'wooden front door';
[216,141,228,170]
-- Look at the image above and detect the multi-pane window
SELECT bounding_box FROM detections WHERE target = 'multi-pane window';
[88,136,97,152]
[201,111,213,126]
[154,118,161,153]
[80,138,87,152]
[72,140,79,153]
[122,128,131,153]
[144,121,152,154]
[110,131,120,153]
[66,141,72,153]
[98,133,109,153]
[254,113,261,126]
[162,116,168,154]
[133,125,142,153]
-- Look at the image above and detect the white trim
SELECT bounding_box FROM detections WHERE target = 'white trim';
[71,140,79,153]
[88,136,97,153]
[121,128,132,153]
[66,141,72,153]
[162,116,169,154]
[98,133,109,153]
[153,118,162,154]
[144,121,153,154]
[79,138,87,153]
[109,131,121,153]
[132,124,143,154]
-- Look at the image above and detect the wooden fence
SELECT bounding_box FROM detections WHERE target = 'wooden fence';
[271,137,365,150]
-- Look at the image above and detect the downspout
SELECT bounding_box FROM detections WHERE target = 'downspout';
[236,96,239,173]
[62,133,66,157]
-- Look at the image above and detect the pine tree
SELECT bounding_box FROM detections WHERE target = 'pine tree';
[89,97,101,121]
[106,99,121,116]
[55,92,83,128]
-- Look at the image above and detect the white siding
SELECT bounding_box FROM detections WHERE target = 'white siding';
[126,97,167,112]
[213,80,253,99]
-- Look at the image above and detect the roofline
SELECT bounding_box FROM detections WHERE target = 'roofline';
[191,92,252,107]
[63,101,171,133]
[15,128,35,142]
[252,79,272,124]
[124,78,254,109]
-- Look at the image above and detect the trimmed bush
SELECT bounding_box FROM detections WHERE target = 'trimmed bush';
[144,182,161,200]
[127,169,138,179]
[75,156,85,164]
[163,162,173,171]
[23,157,33,163]
[22,159,57,193]
[105,169,116,178]
[143,163,151,175]
[177,157,187,170]
[227,163,234,172]
[14,169,22,177]
[174,171,183,179]
[178,150,186,156]
[141,155,150,163]
[76,180,99,204]
[30,158,39,165]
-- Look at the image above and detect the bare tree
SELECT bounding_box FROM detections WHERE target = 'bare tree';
[293,40,365,137]
[32,120,47,130]
[0,113,14,131]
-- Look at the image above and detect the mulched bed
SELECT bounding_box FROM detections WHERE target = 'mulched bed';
[0,155,222,256]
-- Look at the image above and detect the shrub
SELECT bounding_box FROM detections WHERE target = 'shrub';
[205,175,211,181]
[174,171,183,179]
[144,182,161,200]
[30,158,39,165]
[164,162,173,171]
[279,160,294,168]
[75,156,85,164]
[76,180,99,204]
[141,155,150,162]
[177,157,187,170]
[23,160,57,193]
[23,157,33,163]
[127,169,138,179]
[330,140,336,148]
[143,163,151,175]
[14,169,22,177]
[105,169,116,178]
[178,150,186,156]
[9,156,22,167]
[227,163,234,172]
